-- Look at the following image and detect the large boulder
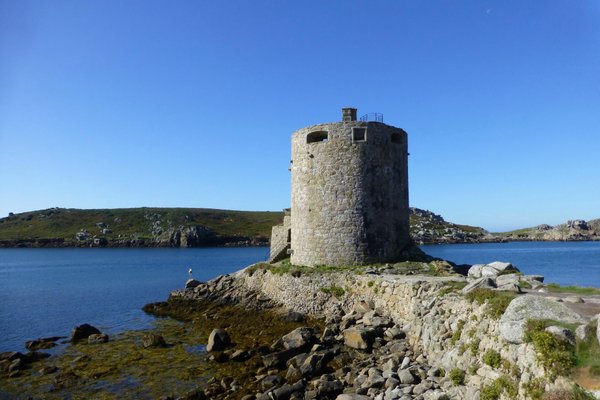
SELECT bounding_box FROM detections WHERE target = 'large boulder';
[281,327,315,351]
[545,326,576,345]
[185,279,201,289]
[343,327,376,350]
[25,336,64,351]
[206,329,231,352]
[499,295,586,343]
[467,262,519,279]
[71,324,101,342]
[467,264,486,279]
[142,333,167,348]
[88,333,109,344]
[482,261,518,277]
[461,277,496,294]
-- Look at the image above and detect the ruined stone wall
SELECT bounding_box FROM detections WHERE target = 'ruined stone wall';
[290,121,409,266]
[269,215,290,262]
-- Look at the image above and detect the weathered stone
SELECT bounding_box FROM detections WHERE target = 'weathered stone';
[300,352,333,378]
[207,329,231,352]
[336,395,370,400]
[87,333,109,344]
[142,333,167,348]
[185,279,201,289]
[54,371,82,389]
[262,348,301,369]
[486,261,518,274]
[282,327,315,351]
[25,336,63,350]
[286,311,306,322]
[564,296,584,304]
[398,369,416,384]
[461,277,495,294]
[575,324,593,341]
[231,350,250,361]
[399,356,410,370]
[499,295,586,343]
[344,328,376,350]
[545,326,576,345]
[261,374,285,390]
[495,273,520,287]
[39,365,58,375]
[71,324,101,342]
[467,264,485,279]
[271,380,306,400]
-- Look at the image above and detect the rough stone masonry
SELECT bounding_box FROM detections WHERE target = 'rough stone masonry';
[270,108,410,266]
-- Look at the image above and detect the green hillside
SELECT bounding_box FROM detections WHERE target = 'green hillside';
[0,208,284,247]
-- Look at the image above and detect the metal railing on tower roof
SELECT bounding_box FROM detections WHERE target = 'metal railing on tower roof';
[359,112,384,123]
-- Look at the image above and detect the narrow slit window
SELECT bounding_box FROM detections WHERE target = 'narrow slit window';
[391,133,402,143]
[306,131,328,143]
[352,127,367,142]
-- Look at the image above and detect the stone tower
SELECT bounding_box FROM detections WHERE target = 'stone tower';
[269,108,410,266]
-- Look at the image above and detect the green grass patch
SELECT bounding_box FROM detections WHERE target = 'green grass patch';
[469,338,481,356]
[465,288,517,319]
[449,368,465,385]
[438,281,468,296]
[575,320,600,374]
[480,375,518,400]
[546,283,600,296]
[320,285,345,298]
[483,349,502,368]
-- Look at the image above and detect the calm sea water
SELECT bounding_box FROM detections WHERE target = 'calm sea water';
[1,243,599,353]
[421,241,600,288]
[0,247,269,352]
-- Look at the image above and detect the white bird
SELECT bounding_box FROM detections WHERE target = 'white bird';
[188,267,193,277]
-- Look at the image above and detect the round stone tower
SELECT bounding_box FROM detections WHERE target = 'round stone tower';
[290,108,410,266]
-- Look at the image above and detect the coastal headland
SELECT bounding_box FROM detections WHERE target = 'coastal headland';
[1,207,598,248]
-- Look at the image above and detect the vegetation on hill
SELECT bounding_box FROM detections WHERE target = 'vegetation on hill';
[1,206,597,247]
[0,208,283,248]
[496,218,600,241]
[409,208,490,244]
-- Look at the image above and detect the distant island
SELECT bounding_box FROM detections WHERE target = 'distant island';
[0,207,598,248]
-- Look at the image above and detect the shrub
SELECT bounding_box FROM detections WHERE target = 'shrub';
[480,375,517,400]
[449,368,465,385]
[524,320,576,379]
[469,338,481,356]
[465,289,516,319]
[468,364,479,375]
[575,320,600,375]
[523,377,545,400]
[320,285,345,298]
[483,349,502,368]
[450,320,465,345]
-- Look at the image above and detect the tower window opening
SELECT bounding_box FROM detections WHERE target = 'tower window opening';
[307,131,328,143]
[391,133,402,143]
[352,127,367,142]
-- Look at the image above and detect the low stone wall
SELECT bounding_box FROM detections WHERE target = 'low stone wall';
[225,267,572,399]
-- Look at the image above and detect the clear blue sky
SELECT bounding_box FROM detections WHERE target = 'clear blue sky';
[1,1,599,232]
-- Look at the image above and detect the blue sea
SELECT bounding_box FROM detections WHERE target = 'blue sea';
[421,241,600,288]
[0,247,269,352]
[0,242,599,352]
